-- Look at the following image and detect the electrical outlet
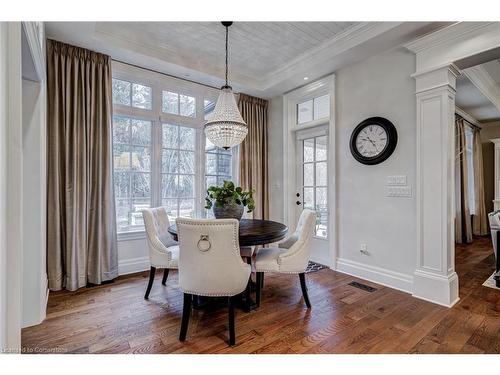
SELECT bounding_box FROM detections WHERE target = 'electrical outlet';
[360,244,369,255]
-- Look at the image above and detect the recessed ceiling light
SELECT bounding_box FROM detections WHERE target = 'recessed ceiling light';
[303,77,309,80]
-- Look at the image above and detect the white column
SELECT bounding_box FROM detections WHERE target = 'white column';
[0,22,23,351]
[412,64,460,307]
[491,139,500,211]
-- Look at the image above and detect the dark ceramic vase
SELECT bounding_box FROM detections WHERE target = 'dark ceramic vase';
[213,203,244,220]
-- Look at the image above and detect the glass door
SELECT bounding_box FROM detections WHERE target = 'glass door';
[296,130,329,262]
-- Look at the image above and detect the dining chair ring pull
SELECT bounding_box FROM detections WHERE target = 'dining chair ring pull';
[197,235,211,252]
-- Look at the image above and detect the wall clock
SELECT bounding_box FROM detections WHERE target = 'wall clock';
[349,117,397,165]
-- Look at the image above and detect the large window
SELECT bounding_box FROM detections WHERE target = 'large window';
[112,65,237,234]
[465,126,475,215]
[161,123,196,219]
[113,116,152,232]
[297,94,330,125]
[302,135,328,238]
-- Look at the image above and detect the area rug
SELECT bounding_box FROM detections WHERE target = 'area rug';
[482,272,500,290]
[305,261,328,273]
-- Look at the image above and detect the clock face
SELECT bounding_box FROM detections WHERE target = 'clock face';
[349,117,397,165]
[355,124,388,158]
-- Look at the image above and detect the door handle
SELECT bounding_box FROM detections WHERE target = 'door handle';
[296,201,302,206]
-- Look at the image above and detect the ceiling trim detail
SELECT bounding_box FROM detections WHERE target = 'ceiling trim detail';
[455,106,482,127]
[463,64,500,113]
[404,22,492,54]
[22,22,45,82]
[94,22,403,93]
[258,22,402,90]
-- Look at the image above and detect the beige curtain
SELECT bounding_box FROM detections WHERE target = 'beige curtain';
[47,40,118,291]
[238,94,269,220]
[455,116,473,244]
[472,128,488,236]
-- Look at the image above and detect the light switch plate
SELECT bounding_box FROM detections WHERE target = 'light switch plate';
[386,175,407,186]
[386,186,412,198]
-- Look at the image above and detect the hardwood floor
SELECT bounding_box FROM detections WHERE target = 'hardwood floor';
[22,237,500,353]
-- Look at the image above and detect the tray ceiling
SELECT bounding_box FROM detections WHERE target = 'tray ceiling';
[46,22,449,97]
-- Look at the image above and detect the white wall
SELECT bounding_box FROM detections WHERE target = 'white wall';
[0,22,23,351]
[0,21,9,351]
[21,78,47,327]
[117,238,149,275]
[335,48,416,291]
[268,96,284,223]
[268,47,417,292]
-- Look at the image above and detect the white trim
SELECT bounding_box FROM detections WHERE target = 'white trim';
[96,23,402,94]
[283,74,336,268]
[462,64,500,113]
[412,269,460,308]
[118,256,150,276]
[336,257,414,294]
[21,22,44,82]
[292,119,330,133]
[262,23,402,91]
[404,22,490,54]
[118,230,146,242]
[455,106,482,128]
[0,22,23,350]
[405,21,500,307]
[405,22,500,74]
[412,293,460,308]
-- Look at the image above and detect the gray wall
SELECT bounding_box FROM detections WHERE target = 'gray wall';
[268,96,284,222]
[267,47,417,280]
[336,48,416,277]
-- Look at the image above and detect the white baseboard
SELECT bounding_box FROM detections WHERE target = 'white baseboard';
[336,257,413,294]
[118,256,150,276]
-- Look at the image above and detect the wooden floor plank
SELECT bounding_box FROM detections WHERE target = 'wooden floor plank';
[21,236,500,353]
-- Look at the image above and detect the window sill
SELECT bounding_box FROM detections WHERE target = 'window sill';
[117,230,146,242]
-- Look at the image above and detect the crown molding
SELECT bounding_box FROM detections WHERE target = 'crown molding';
[258,22,402,90]
[462,64,500,113]
[22,22,45,82]
[94,22,402,94]
[455,106,482,128]
[404,22,493,54]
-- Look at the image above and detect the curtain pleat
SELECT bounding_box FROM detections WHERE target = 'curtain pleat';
[238,94,269,220]
[455,116,473,244]
[47,39,118,291]
[472,128,488,236]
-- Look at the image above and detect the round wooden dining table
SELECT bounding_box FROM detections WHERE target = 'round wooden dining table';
[167,218,288,247]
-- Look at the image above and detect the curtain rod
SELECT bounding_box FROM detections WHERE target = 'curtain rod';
[111,58,221,91]
[456,113,481,131]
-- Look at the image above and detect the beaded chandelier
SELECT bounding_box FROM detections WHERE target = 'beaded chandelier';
[204,22,247,150]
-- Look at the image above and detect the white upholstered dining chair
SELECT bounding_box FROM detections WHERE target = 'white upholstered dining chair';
[141,207,179,299]
[254,209,316,308]
[176,218,251,346]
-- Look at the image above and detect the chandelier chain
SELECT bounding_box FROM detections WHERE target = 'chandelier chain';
[225,24,229,87]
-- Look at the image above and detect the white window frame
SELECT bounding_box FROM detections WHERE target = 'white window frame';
[283,74,336,267]
[112,62,239,241]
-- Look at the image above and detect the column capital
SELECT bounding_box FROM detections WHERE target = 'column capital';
[412,64,461,94]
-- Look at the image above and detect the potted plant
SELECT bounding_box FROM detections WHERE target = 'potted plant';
[204,180,255,220]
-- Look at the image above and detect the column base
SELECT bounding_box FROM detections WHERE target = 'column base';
[412,269,459,307]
